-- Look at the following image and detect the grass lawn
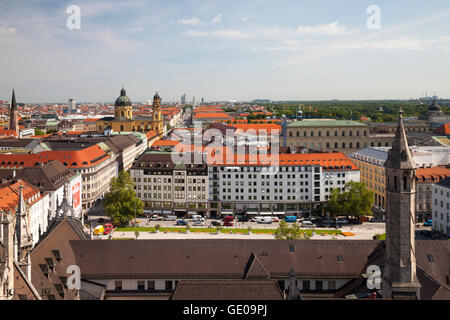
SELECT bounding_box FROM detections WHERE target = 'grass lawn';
[115,226,342,235]
[375,233,386,240]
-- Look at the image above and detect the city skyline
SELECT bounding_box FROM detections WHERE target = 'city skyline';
[1,0,450,102]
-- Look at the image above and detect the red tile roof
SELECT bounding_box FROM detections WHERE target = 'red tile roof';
[0,145,110,169]
[206,151,359,170]
[416,166,450,182]
[194,112,230,120]
[0,180,43,214]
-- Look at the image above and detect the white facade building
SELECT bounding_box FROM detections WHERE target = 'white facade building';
[432,177,450,237]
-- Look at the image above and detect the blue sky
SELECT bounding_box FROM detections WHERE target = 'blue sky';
[1,0,450,103]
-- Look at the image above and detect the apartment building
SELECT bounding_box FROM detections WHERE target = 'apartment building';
[0,144,118,213]
[0,180,49,247]
[286,119,395,154]
[350,146,450,221]
[130,152,208,216]
[207,152,360,217]
[432,177,450,237]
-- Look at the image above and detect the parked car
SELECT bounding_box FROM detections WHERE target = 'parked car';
[257,217,273,224]
[193,220,205,226]
[420,230,432,237]
[251,217,262,223]
[237,215,249,222]
[301,221,315,228]
[176,219,187,226]
[164,215,177,221]
[191,215,205,221]
[150,215,162,221]
[337,218,349,225]
[271,217,280,223]
[210,221,221,227]
[423,220,432,227]
[284,216,297,223]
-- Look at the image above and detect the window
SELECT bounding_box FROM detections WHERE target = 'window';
[302,280,310,290]
[165,281,173,290]
[316,280,323,291]
[427,254,434,262]
[328,280,336,290]
[137,281,145,291]
[115,281,122,291]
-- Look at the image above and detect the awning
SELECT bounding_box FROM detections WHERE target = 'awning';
[273,212,286,215]
[247,211,259,215]
[259,212,272,215]
[163,211,172,214]
[153,210,162,214]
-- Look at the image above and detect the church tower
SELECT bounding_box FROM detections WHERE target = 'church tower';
[382,108,421,299]
[9,90,19,137]
[114,87,133,120]
[151,92,164,136]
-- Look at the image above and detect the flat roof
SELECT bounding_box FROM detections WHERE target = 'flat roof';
[287,120,367,128]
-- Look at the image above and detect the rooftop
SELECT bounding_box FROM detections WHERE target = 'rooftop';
[287,119,367,128]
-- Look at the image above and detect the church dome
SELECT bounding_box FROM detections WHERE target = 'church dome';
[153,92,161,101]
[115,87,132,106]
[429,99,442,111]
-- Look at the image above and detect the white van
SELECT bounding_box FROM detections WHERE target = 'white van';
[257,217,273,224]
[191,215,205,222]
[301,221,315,228]
[164,215,177,221]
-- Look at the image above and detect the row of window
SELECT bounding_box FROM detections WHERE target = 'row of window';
[288,130,368,137]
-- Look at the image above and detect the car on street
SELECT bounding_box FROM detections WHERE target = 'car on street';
[193,220,205,226]
[257,217,273,224]
[420,230,432,237]
[176,219,187,226]
[423,219,432,227]
[237,215,249,222]
[271,217,280,223]
[210,221,221,227]
[284,216,297,223]
[301,221,316,228]
[164,215,177,221]
[223,216,234,227]
[337,218,349,225]
[150,215,162,221]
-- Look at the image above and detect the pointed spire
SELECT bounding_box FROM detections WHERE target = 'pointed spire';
[11,89,17,111]
[385,107,415,170]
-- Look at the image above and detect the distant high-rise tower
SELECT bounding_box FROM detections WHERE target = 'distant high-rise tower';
[68,99,76,112]
[9,90,19,137]
[151,92,164,136]
[201,97,204,104]
[382,107,421,300]
[181,94,186,105]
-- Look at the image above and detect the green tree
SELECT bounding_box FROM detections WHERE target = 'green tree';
[103,171,143,225]
[327,182,374,219]
[275,220,310,240]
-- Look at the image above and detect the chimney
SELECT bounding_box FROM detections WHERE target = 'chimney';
[12,170,15,178]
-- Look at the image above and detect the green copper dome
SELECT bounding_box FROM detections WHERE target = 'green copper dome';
[115,87,132,106]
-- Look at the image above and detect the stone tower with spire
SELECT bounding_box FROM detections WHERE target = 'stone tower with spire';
[382,108,421,299]
[151,92,164,136]
[9,90,19,137]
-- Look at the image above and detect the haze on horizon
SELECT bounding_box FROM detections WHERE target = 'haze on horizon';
[1,0,450,103]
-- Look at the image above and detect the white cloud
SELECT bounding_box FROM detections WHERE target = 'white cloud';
[211,13,222,24]
[297,21,348,35]
[178,17,201,25]
[185,29,250,39]
[211,29,250,39]
[186,29,208,37]
[0,25,17,35]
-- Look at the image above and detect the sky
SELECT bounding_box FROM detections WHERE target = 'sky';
[1,0,450,103]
